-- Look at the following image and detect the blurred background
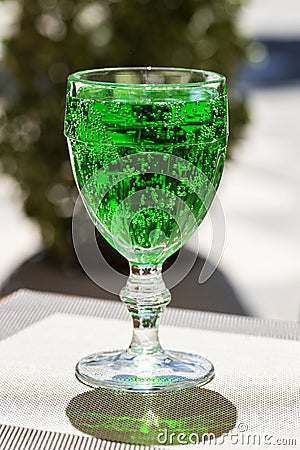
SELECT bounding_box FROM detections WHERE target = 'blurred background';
[0,0,299,321]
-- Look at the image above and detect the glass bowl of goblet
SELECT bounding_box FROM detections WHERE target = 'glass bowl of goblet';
[64,67,228,392]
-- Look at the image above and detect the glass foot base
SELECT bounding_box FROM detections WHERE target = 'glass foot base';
[75,349,214,392]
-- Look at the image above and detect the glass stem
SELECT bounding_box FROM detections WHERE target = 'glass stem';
[120,264,171,356]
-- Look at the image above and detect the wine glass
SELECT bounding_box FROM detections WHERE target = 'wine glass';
[64,67,228,392]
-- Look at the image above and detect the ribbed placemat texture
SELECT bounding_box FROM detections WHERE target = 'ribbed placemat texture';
[0,289,299,450]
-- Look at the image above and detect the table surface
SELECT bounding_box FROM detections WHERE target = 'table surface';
[0,289,299,450]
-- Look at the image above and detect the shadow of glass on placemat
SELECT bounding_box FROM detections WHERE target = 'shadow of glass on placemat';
[66,387,237,446]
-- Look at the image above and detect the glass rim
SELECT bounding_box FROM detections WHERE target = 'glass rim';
[67,66,226,88]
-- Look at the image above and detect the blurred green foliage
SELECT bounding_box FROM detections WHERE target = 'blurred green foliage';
[0,0,248,262]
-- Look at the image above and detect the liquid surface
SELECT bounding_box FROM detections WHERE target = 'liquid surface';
[65,84,227,264]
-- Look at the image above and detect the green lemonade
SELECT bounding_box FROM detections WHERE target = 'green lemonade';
[65,84,227,264]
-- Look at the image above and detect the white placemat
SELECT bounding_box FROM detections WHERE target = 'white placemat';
[0,312,299,448]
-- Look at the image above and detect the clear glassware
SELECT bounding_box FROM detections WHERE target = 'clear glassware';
[64,67,228,392]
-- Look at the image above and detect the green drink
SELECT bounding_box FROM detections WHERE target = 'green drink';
[65,68,228,392]
[65,79,227,264]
